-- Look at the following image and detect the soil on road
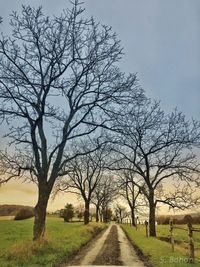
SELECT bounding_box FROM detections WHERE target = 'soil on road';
[92,224,123,265]
[65,224,147,267]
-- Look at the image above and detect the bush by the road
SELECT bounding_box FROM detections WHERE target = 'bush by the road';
[14,208,34,220]
[60,203,74,222]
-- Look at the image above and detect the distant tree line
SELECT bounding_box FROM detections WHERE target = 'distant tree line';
[0,204,34,216]
[157,214,200,225]
[59,202,113,223]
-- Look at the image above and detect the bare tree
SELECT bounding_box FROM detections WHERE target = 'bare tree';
[117,169,146,226]
[54,141,108,224]
[110,100,200,236]
[114,203,129,223]
[156,182,200,210]
[0,1,139,239]
[92,174,117,222]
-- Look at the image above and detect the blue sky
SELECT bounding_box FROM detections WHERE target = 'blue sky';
[1,0,199,118]
[84,0,200,119]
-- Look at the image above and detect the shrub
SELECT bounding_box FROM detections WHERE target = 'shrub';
[182,214,193,224]
[193,215,200,224]
[60,203,74,222]
[156,215,166,225]
[173,218,180,224]
[162,216,171,225]
[14,208,34,220]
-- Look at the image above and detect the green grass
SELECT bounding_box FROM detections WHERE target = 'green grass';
[156,224,200,250]
[122,224,200,267]
[0,216,106,267]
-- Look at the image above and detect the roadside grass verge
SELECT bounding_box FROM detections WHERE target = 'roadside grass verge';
[156,224,200,253]
[121,224,200,267]
[0,216,106,267]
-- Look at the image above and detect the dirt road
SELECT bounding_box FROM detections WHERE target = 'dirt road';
[65,224,147,266]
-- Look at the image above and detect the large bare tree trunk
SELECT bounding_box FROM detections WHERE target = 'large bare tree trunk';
[84,201,90,225]
[131,207,136,226]
[95,205,99,222]
[102,208,106,223]
[100,209,103,222]
[33,187,50,240]
[149,191,156,237]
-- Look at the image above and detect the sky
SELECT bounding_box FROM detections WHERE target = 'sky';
[0,0,199,213]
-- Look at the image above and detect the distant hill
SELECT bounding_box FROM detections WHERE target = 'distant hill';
[0,204,34,216]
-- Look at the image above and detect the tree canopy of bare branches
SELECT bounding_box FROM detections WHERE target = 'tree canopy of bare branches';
[92,174,118,222]
[117,169,147,226]
[109,100,200,236]
[0,0,140,240]
[54,140,108,224]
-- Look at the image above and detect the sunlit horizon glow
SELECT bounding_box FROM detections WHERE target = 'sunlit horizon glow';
[0,181,80,212]
[0,180,199,216]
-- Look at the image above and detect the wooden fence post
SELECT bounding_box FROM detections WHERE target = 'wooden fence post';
[135,218,137,230]
[188,222,195,263]
[145,220,148,237]
[169,219,174,252]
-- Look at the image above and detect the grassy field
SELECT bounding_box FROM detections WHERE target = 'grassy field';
[0,216,106,267]
[122,224,200,267]
[156,224,200,247]
[156,224,200,260]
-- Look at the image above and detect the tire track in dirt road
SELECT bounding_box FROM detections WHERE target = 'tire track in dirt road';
[65,225,112,266]
[65,223,147,266]
[92,224,123,265]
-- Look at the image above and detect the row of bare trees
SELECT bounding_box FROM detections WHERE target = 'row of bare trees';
[0,0,199,240]
[0,0,141,240]
[53,142,117,225]
[54,98,200,237]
